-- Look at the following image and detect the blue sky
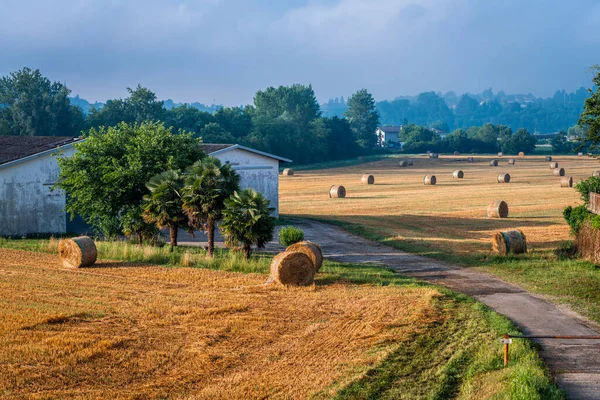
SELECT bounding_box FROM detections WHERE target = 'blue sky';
[1,0,598,105]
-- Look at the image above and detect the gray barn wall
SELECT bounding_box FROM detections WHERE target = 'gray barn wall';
[0,147,75,236]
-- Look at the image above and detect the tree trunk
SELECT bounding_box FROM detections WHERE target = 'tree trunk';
[243,245,251,259]
[169,225,178,252]
[136,231,143,246]
[207,217,215,257]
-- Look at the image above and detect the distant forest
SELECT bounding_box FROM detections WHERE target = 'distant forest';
[322,88,588,134]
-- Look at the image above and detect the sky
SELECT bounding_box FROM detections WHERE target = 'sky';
[1,0,599,105]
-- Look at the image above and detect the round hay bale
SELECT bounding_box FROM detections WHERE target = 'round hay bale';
[578,152,584,157]
[492,230,527,256]
[429,153,439,159]
[329,185,346,198]
[518,152,525,157]
[497,173,510,183]
[549,162,558,169]
[423,175,436,185]
[489,159,498,167]
[546,156,552,161]
[467,156,474,163]
[454,151,460,155]
[561,177,573,188]
[508,159,516,165]
[498,152,503,157]
[453,170,464,179]
[282,168,294,176]
[286,241,323,272]
[553,168,565,176]
[407,159,414,166]
[58,236,97,268]
[593,170,600,177]
[270,251,315,286]
[399,160,408,167]
[487,200,509,219]
[361,174,375,185]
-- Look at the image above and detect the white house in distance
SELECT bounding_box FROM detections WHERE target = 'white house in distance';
[376,126,402,148]
[0,137,291,237]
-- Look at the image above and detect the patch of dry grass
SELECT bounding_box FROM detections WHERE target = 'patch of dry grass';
[280,155,591,257]
[0,248,440,399]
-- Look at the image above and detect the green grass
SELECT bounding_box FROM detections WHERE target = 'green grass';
[1,237,563,399]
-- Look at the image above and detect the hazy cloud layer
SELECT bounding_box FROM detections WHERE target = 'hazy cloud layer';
[0,0,598,104]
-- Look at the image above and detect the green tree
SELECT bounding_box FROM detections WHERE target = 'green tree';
[122,206,159,245]
[579,65,600,149]
[164,104,215,135]
[501,128,537,154]
[0,67,84,136]
[551,131,574,154]
[252,84,320,127]
[56,122,203,237]
[199,122,235,143]
[142,170,189,251]
[345,89,380,150]
[87,85,164,128]
[182,157,240,257]
[220,189,275,259]
[214,106,252,138]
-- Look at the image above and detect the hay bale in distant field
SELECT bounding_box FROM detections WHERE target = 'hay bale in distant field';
[423,175,436,185]
[58,236,97,268]
[487,200,509,219]
[282,168,294,176]
[508,159,516,165]
[549,162,558,169]
[546,156,552,161]
[361,174,375,185]
[454,151,460,155]
[489,160,498,166]
[497,173,510,183]
[492,230,527,256]
[286,241,323,272]
[561,177,573,187]
[407,159,414,166]
[578,152,584,157]
[498,152,503,157]
[399,160,408,167]
[270,251,315,286]
[329,185,346,198]
[453,170,464,179]
[518,152,525,157]
[467,157,474,163]
[429,153,439,159]
[593,170,600,177]
[553,168,565,176]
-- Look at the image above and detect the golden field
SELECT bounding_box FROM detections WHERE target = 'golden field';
[280,155,595,257]
[0,248,441,399]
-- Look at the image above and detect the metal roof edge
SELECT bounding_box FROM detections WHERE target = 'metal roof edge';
[208,144,292,163]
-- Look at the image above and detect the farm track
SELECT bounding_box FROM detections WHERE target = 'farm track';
[294,218,600,400]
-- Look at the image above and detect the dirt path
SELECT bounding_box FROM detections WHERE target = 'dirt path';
[293,219,600,400]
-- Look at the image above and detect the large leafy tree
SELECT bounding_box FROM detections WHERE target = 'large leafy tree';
[142,170,188,251]
[579,65,600,149]
[220,189,276,259]
[0,67,84,136]
[56,122,203,237]
[500,128,537,154]
[345,89,380,150]
[182,157,240,257]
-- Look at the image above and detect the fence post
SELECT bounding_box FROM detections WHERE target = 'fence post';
[503,334,509,367]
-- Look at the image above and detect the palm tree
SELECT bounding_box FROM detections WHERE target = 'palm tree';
[182,157,239,257]
[220,189,275,259]
[142,170,188,251]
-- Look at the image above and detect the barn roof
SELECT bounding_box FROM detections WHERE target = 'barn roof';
[201,144,292,163]
[0,136,83,168]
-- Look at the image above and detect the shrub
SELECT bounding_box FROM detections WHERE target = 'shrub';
[278,226,304,246]
[563,205,591,234]
[574,176,600,206]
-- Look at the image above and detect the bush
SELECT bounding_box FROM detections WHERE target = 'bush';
[563,205,591,234]
[574,176,600,206]
[278,226,304,246]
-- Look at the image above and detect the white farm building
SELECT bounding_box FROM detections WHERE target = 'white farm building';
[0,137,291,237]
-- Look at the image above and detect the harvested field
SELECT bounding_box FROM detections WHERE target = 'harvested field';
[0,248,440,399]
[280,155,589,258]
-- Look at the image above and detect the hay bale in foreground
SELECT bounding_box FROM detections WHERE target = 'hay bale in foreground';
[58,236,97,268]
[593,170,600,177]
[361,174,375,185]
[508,159,516,165]
[270,251,315,286]
[467,156,474,163]
[399,160,408,167]
[282,168,294,176]
[453,170,464,179]
[489,160,498,166]
[487,200,509,219]
[561,177,573,188]
[329,185,346,198]
[498,152,503,157]
[407,159,414,166]
[549,162,558,169]
[518,152,525,157]
[546,156,552,161]
[423,175,436,185]
[553,168,565,177]
[492,230,527,256]
[286,241,323,272]
[497,173,510,183]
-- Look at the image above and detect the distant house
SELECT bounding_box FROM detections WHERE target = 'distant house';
[200,144,292,217]
[0,136,84,236]
[376,126,402,147]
